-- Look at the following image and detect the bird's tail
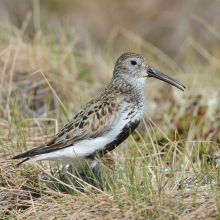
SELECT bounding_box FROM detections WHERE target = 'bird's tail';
[16,158,30,167]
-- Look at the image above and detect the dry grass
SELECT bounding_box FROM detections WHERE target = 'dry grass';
[0,8,220,219]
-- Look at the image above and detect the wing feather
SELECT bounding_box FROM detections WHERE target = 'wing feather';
[13,94,121,159]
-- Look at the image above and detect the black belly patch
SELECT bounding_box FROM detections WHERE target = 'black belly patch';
[86,119,140,159]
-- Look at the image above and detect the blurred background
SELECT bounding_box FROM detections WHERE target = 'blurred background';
[1,0,220,56]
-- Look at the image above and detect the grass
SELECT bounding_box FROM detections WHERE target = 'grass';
[0,10,220,219]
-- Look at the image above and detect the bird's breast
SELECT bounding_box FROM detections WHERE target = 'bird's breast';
[87,102,145,158]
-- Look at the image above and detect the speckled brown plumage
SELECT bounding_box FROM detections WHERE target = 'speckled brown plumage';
[13,52,185,166]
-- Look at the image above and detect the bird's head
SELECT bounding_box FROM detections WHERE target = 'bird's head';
[113,52,185,91]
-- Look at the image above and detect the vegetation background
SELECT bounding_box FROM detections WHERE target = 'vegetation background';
[0,0,220,219]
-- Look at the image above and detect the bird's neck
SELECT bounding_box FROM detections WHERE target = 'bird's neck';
[109,77,146,106]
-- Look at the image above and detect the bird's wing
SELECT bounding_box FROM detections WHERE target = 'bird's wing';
[13,94,121,159]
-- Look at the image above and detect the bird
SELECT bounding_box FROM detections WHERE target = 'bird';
[12,52,185,167]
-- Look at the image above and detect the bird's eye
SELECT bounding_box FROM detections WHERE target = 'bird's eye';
[131,60,137,65]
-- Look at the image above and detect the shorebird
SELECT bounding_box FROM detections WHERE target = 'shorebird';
[13,52,185,167]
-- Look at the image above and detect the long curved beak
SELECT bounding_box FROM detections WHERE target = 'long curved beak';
[147,66,186,91]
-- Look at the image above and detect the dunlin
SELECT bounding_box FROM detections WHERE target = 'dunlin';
[13,52,185,167]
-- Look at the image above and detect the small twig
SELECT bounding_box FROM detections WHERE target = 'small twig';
[29,190,39,220]
[31,70,68,115]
